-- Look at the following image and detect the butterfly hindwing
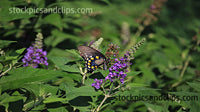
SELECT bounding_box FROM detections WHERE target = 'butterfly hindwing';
[78,45,107,72]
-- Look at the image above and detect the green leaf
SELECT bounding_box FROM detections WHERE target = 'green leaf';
[65,49,82,59]
[135,67,157,85]
[43,14,62,29]
[49,56,72,65]
[99,69,109,77]
[0,48,25,65]
[62,84,102,100]
[144,103,166,112]
[47,48,69,57]
[127,83,148,88]
[49,56,80,72]
[0,91,24,110]
[47,107,68,112]
[0,63,3,71]
[24,83,59,98]
[127,71,141,77]
[0,40,16,48]
[0,7,36,22]
[187,82,200,92]
[44,97,67,104]
[190,101,200,112]
[16,48,26,54]
[45,30,80,47]
[0,67,66,91]
[151,51,169,72]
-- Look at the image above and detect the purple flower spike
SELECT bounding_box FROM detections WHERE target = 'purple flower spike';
[105,52,132,84]
[22,46,48,68]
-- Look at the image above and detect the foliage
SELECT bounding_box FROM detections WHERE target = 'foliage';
[0,0,200,112]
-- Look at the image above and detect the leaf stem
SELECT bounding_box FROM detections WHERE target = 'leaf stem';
[96,94,110,112]
[172,34,199,88]
[172,56,190,87]
[96,82,114,112]
[24,94,47,112]
[79,66,87,85]
[0,64,12,77]
[180,56,190,79]
[82,72,86,85]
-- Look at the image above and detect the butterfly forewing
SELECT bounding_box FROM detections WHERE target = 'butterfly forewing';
[78,45,105,60]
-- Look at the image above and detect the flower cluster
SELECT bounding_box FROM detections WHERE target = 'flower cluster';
[22,33,48,68]
[22,46,48,68]
[105,43,120,63]
[91,79,103,89]
[92,52,131,89]
[105,56,131,84]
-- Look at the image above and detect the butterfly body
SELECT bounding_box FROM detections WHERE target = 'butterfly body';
[78,45,107,72]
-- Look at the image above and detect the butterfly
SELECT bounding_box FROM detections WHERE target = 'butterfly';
[78,45,107,72]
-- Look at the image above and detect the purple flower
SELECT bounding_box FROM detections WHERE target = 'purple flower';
[106,54,131,84]
[22,46,48,68]
[92,51,132,89]
[91,79,103,89]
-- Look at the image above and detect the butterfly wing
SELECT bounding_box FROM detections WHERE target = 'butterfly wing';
[78,45,105,60]
[78,45,107,72]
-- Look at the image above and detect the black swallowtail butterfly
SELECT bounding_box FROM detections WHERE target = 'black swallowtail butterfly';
[78,45,107,72]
